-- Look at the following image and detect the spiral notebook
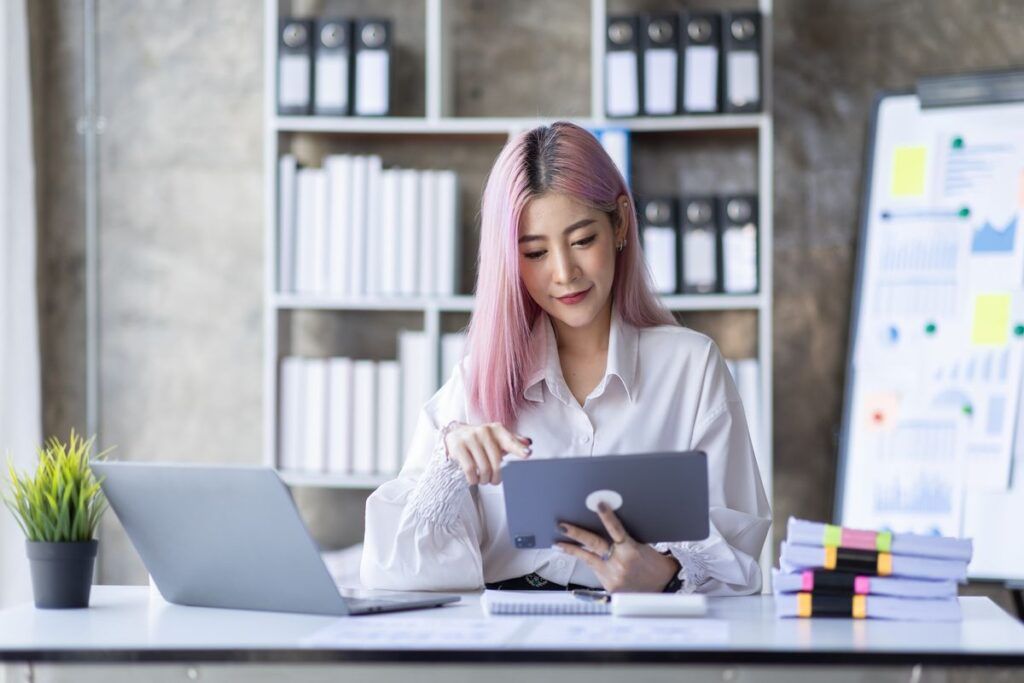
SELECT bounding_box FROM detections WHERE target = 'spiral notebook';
[480,590,611,616]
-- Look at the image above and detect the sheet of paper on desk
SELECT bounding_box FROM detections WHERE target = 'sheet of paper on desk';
[302,618,526,649]
[520,618,730,649]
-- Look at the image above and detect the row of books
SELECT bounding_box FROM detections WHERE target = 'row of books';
[641,195,759,295]
[774,517,973,622]
[605,10,762,117]
[278,331,468,476]
[277,17,392,117]
[278,154,460,297]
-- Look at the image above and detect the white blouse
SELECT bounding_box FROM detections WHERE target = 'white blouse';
[360,308,771,595]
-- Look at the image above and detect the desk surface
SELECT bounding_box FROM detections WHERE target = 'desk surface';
[0,587,1022,665]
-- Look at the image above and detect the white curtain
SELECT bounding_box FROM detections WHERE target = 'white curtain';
[0,0,42,609]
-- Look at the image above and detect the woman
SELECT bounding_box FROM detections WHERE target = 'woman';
[361,121,770,595]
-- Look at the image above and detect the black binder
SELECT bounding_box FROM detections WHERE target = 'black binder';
[722,11,762,113]
[680,196,721,293]
[277,18,314,115]
[719,194,759,294]
[354,19,392,116]
[639,198,679,294]
[605,15,641,118]
[313,19,352,116]
[679,11,721,114]
[640,14,679,116]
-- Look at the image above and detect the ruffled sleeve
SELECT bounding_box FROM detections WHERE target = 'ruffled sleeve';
[359,361,487,591]
[654,341,772,595]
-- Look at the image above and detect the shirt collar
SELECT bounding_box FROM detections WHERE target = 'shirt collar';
[522,307,639,405]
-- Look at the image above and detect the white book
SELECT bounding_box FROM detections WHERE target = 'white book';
[418,170,438,296]
[302,358,328,473]
[379,169,401,295]
[364,156,383,296]
[399,330,432,458]
[348,156,369,297]
[725,359,739,385]
[376,361,402,476]
[293,168,318,294]
[441,331,467,385]
[435,170,460,296]
[736,358,763,478]
[310,169,329,295]
[277,154,298,293]
[642,226,677,294]
[278,356,306,471]
[326,357,354,475]
[398,169,420,296]
[598,129,630,187]
[723,223,758,293]
[325,155,353,297]
[351,360,378,475]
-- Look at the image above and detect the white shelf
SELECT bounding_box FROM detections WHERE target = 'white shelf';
[279,470,391,490]
[263,0,775,555]
[271,293,764,313]
[275,114,766,136]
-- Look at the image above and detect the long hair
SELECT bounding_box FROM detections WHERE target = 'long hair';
[465,121,676,427]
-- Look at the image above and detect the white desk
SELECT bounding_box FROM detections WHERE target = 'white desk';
[0,587,1022,681]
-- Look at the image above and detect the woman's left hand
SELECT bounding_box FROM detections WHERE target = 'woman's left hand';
[555,502,681,593]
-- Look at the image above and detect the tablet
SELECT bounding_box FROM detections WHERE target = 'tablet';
[500,451,709,549]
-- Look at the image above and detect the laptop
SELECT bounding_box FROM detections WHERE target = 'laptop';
[92,461,460,616]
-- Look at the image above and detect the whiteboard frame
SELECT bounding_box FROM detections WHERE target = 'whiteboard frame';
[833,86,1024,584]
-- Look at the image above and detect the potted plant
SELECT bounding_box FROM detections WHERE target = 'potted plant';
[3,431,109,608]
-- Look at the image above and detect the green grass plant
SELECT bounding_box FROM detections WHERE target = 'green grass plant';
[3,431,109,543]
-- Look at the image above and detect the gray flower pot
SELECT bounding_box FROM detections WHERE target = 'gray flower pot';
[25,540,98,609]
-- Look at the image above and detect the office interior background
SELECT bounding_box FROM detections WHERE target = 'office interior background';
[5,0,1023,613]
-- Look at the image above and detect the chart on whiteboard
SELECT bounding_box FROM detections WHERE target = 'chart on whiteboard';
[844,119,1024,537]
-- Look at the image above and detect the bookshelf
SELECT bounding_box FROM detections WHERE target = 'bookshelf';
[262,0,774,515]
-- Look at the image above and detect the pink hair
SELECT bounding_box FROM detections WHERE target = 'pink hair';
[464,121,677,427]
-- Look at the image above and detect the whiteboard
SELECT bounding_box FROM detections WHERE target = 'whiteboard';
[835,83,1024,583]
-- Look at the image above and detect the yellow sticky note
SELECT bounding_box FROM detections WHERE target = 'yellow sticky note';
[891,146,927,197]
[972,294,1011,346]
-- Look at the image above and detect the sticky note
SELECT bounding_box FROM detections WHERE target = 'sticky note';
[972,293,1011,346]
[891,146,927,197]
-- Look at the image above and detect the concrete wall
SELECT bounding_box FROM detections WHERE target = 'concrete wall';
[26,0,1024,608]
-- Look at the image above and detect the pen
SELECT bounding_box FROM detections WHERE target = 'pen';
[571,589,611,603]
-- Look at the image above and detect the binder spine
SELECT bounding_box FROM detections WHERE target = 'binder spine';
[313,19,352,116]
[679,11,721,114]
[680,196,721,294]
[640,13,679,116]
[354,19,392,117]
[277,19,314,115]
[605,15,641,118]
[722,11,762,113]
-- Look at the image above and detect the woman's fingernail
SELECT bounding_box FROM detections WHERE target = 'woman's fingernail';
[558,523,568,533]
[524,447,532,455]
[598,502,608,513]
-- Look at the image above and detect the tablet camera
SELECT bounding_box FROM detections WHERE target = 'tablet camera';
[514,535,536,548]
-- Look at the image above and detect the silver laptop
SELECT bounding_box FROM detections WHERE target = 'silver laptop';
[93,461,459,616]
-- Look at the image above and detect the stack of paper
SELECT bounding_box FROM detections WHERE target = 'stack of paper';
[774,517,972,621]
[278,153,461,298]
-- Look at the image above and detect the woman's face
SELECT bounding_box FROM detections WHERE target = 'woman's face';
[517,192,628,330]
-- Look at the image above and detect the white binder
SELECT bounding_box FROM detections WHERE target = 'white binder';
[605,16,640,118]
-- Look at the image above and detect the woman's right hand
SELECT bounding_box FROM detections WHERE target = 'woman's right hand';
[443,422,532,486]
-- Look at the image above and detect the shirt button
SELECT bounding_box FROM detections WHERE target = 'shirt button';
[580,435,591,444]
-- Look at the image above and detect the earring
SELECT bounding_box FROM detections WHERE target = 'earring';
[616,239,627,253]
